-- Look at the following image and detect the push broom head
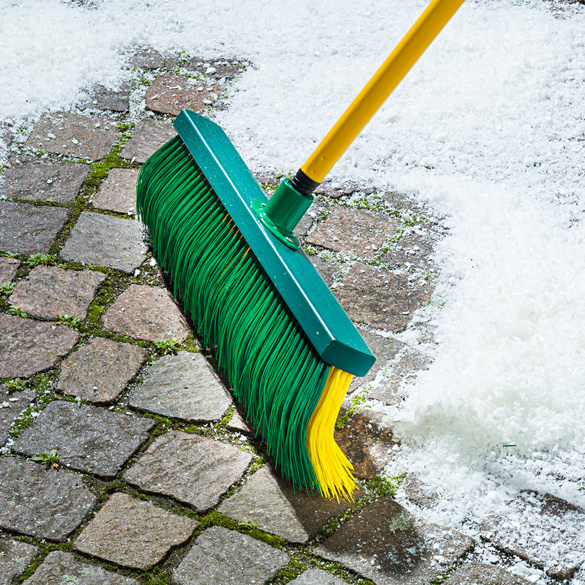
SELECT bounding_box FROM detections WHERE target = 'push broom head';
[137,111,375,500]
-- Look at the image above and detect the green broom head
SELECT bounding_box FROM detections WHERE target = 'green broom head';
[136,110,375,500]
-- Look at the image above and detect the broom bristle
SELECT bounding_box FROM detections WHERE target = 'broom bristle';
[137,136,355,499]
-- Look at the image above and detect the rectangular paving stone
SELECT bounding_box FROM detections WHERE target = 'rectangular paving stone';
[124,430,252,511]
[0,201,68,255]
[9,266,106,320]
[102,284,190,342]
[119,119,176,163]
[82,82,131,113]
[443,562,532,585]
[74,492,197,570]
[0,457,96,541]
[58,337,148,403]
[22,550,140,585]
[382,224,446,272]
[0,385,36,447]
[315,498,474,585]
[306,206,399,258]
[173,525,289,585]
[480,491,585,579]
[145,74,222,116]
[0,539,38,585]
[130,351,232,421]
[0,315,80,379]
[218,466,364,544]
[92,168,139,214]
[26,113,119,160]
[0,257,20,284]
[11,400,155,478]
[60,211,146,273]
[0,156,89,203]
[334,263,434,332]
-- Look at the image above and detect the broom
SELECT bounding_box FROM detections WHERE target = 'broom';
[137,0,465,499]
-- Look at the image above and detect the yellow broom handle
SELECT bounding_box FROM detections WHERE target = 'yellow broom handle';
[301,0,465,184]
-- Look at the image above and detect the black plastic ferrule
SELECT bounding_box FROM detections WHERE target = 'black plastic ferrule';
[290,169,320,198]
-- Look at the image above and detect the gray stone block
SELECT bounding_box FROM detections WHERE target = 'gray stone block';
[60,211,146,273]
[0,315,79,379]
[0,386,36,447]
[0,201,68,255]
[443,562,532,585]
[119,119,176,164]
[289,569,348,585]
[130,351,231,421]
[12,401,155,478]
[0,257,19,285]
[92,168,139,214]
[0,457,96,541]
[173,525,290,585]
[0,539,38,585]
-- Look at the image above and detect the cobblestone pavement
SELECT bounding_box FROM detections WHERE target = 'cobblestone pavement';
[0,49,580,584]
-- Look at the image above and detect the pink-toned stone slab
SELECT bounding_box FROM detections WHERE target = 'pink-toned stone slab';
[26,113,119,160]
[0,257,19,285]
[58,337,148,403]
[145,74,222,116]
[93,168,140,214]
[119,119,177,164]
[9,266,106,320]
[0,315,79,379]
[74,492,197,570]
[306,206,399,258]
[334,263,434,332]
[124,430,252,510]
[101,284,190,342]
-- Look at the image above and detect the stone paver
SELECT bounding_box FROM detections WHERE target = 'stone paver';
[0,539,38,585]
[480,491,585,579]
[124,430,252,510]
[145,74,222,116]
[0,122,14,148]
[9,266,106,320]
[26,113,119,160]
[84,82,131,112]
[102,284,190,342]
[316,498,474,585]
[218,466,363,543]
[309,256,338,288]
[0,386,36,447]
[226,409,251,433]
[348,329,405,394]
[0,457,96,541]
[443,562,532,585]
[130,351,231,421]
[119,118,176,163]
[12,400,154,478]
[0,256,19,284]
[334,409,396,479]
[185,58,247,81]
[334,263,434,332]
[369,348,431,405]
[402,474,439,509]
[0,201,68,255]
[23,550,140,585]
[382,224,445,272]
[306,206,399,258]
[74,492,197,570]
[0,156,89,204]
[173,525,290,585]
[0,315,79,379]
[289,569,348,585]
[58,337,148,403]
[93,167,140,214]
[60,211,146,273]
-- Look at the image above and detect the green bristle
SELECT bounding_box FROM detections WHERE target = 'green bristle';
[137,136,330,491]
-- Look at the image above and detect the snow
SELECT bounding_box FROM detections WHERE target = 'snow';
[2,0,585,575]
